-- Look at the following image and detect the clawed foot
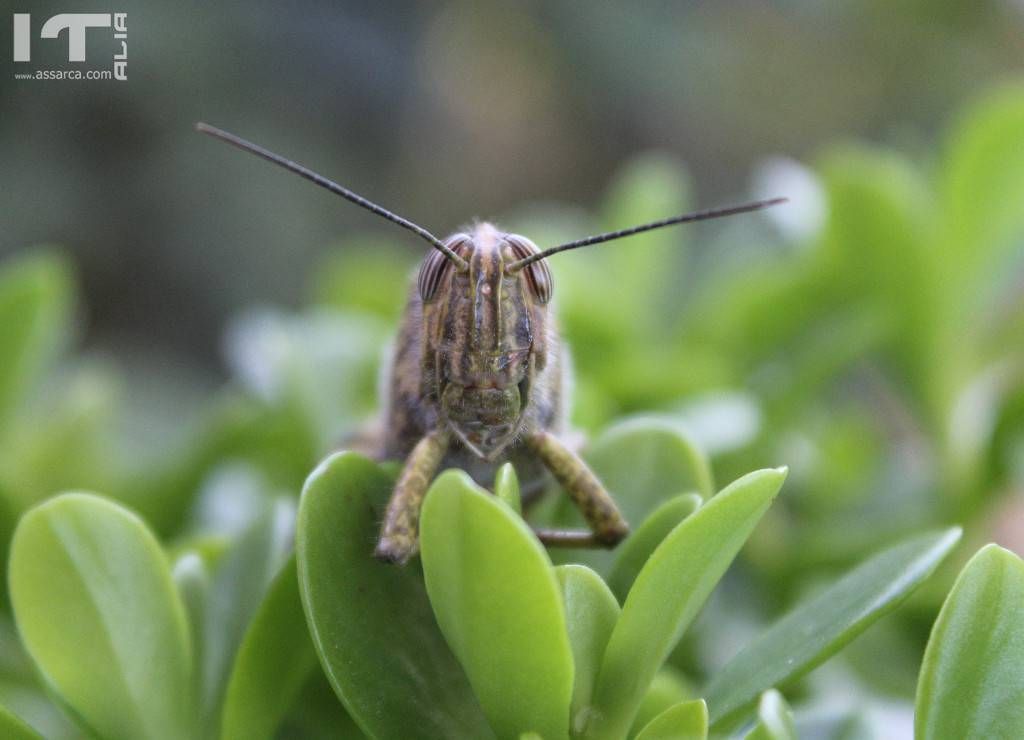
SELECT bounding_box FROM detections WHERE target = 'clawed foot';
[598,520,630,547]
[374,535,417,565]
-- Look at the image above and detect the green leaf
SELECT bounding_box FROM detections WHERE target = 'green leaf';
[0,615,82,740]
[225,309,386,448]
[633,699,707,740]
[309,240,412,321]
[547,419,713,573]
[944,84,1024,266]
[0,686,86,740]
[221,555,319,740]
[915,544,1024,739]
[0,485,20,608]
[277,669,365,739]
[555,565,620,734]
[9,493,194,740]
[0,365,117,514]
[606,494,702,603]
[0,704,42,740]
[495,462,522,515]
[557,154,691,364]
[296,452,491,740]
[421,470,574,740]
[583,468,787,740]
[201,499,293,728]
[171,552,209,703]
[602,153,692,268]
[172,551,209,634]
[794,710,872,740]
[0,252,72,425]
[744,690,795,740]
[589,419,714,507]
[705,527,962,731]
[817,148,939,412]
[630,669,692,738]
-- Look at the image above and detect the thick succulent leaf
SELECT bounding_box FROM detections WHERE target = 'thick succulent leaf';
[546,419,713,573]
[421,470,574,740]
[744,690,795,740]
[557,155,691,386]
[277,668,366,739]
[0,616,81,740]
[225,309,386,448]
[9,493,194,740]
[583,468,787,740]
[494,462,522,515]
[201,499,294,727]
[794,710,872,740]
[606,494,702,602]
[0,704,42,740]
[705,527,961,731]
[915,544,1024,739]
[817,148,939,412]
[0,365,117,517]
[310,243,412,321]
[0,686,57,739]
[221,555,319,740]
[601,154,693,288]
[296,453,491,740]
[633,699,707,740]
[943,84,1024,267]
[588,419,714,511]
[554,565,620,733]
[171,552,209,681]
[0,252,72,425]
[630,669,692,738]
[0,485,19,608]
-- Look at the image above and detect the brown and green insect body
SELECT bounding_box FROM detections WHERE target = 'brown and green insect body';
[376,223,628,562]
[195,122,785,565]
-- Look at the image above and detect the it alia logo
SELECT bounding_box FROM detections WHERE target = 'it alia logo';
[12,13,127,80]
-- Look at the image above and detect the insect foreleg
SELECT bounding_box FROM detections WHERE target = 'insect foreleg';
[374,429,450,564]
[526,431,629,546]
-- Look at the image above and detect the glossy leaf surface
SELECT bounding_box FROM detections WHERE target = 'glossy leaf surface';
[705,528,961,730]
[421,470,573,740]
[9,493,193,740]
[915,544,1024,739]
[296,453,491,740]
[584,468,787,740]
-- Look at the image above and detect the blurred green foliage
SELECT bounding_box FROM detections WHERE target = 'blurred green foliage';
[0,85,1023,737]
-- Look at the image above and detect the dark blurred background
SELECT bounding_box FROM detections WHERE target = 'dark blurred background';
[4,0,1022,376]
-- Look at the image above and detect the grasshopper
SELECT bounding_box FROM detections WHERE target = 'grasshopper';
[197,123,784,564]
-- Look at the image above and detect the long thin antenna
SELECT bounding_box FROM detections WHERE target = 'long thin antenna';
[194,122,468,270]
[508,197,787,271]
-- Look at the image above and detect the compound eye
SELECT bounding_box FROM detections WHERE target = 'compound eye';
[504,235,553,304]
[418,234,471,301]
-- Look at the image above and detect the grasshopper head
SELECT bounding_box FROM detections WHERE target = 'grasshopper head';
[418,223,552,460]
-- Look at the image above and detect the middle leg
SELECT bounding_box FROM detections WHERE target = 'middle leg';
[526,430,629,547]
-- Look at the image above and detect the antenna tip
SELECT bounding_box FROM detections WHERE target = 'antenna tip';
[194,122,222,137]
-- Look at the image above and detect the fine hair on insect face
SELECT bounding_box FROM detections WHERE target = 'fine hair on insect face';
[196,122,786,564]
